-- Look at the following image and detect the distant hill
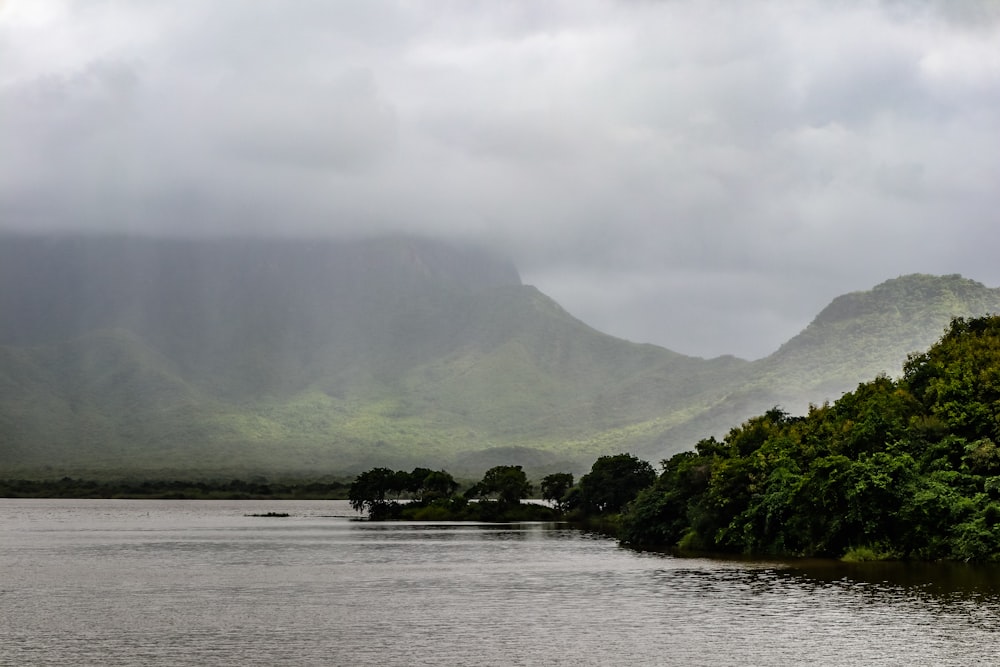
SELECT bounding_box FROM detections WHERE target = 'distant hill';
[752,273,1000,408]
[1,234,997,477]
[637,274,1000,463]
[754,274,1000,398]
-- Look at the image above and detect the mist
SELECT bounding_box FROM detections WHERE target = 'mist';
[2,0,999,359]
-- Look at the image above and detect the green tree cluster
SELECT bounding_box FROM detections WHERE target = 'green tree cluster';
[621,316,1000,562]
[575,454,656,514]
[535,454,657,522]
[347,456,662,523]
[466,465,533,506]
[348,467,460,519]
[349,464,551,521]
[540,472,574,511]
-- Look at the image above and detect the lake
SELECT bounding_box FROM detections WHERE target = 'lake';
[2,499,998,666]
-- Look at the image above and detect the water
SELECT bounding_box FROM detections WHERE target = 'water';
[2,499,998,666]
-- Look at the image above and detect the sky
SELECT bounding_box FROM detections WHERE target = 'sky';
[2,0,999,360]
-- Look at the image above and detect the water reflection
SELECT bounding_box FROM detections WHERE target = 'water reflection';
[785,559,1000,598]
[2,499,999,667]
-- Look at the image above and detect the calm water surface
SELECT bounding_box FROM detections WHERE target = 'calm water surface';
[2,499,998,666]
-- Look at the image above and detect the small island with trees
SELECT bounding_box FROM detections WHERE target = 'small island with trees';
[347,454,655,523]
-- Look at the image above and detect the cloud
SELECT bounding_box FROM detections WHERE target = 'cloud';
[211,69,397,170]
[2,0,999,358]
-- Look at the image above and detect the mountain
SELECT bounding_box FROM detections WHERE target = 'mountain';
[0,234,742,475]
[637,274,1000,463]
[752,273,1000,407]
[0,235,522,396]
[1,235,998,477]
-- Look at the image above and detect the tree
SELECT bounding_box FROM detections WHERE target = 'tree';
[470,465,532,506]
[418,469,459,501]
[348,467,398,516]
[620,450,711,549]
[404,468,434,495]
[540,472,574,511]
[904,316,1000,443]
[578,454,656,514]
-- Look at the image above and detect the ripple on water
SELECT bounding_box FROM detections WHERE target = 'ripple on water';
[1,499,999,666]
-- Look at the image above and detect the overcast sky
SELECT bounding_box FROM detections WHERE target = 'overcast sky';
[2,1,999,359]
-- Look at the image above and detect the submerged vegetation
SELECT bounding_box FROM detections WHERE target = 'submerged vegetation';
[621,316,1000,562]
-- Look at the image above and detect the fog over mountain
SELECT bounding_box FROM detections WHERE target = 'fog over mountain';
[2,234,999,476]
[2,1,999,359]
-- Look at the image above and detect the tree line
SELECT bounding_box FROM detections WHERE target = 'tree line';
[620,316,1000,562]
[348,454,657,522]
[0,476,351,499]
[348,464,541,521]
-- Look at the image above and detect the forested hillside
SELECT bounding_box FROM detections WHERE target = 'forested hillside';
[623,316,1000,562]
[641,274,1000,462]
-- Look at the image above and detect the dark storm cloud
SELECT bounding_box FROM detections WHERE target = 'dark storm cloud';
[2,0,999,358]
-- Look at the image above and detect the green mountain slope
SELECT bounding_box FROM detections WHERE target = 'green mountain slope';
[640,274,1000,463]
[753,274,1000,408]
[1,235,997,477]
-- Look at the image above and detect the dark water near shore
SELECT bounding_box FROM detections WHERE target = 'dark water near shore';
[2,499,998,666]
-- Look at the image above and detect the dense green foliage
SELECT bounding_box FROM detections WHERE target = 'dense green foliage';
[344,456,658,525]
[572,454,656,514]
[466,465,533,505]
[621,316,1000,562]
[348,466,461,517]
[348,464,556,521]
[540,472,574,510]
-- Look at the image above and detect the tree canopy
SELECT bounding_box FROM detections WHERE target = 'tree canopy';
[577,454,656,514]
[621,316,1000,562]
[540,472,574,511]
[347,463,552,521]
[348,466,459,518]
[467,465,532,506]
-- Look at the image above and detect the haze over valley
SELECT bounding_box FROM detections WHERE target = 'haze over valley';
[2,234,998,477]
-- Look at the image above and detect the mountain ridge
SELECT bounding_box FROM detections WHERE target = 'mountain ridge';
[750,273,1000,409]
[1,234,997,476]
